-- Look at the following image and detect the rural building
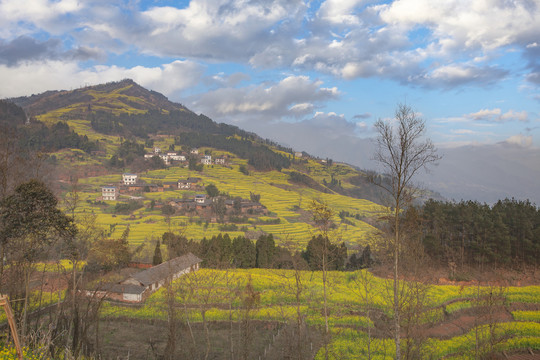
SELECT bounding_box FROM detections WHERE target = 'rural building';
[122,173,138,185]
[101,186,117,201]
[178,179,191,189]
[168,152,186,162]
[190,148,199,155]
[120,253,202,301]
[214,156,226,165]
[163,182,177,189]
[85,253,202,303]
[201,155,212,165]
[195,194,207,203]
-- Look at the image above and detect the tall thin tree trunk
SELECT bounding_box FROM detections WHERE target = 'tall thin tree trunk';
[394,205,401,360]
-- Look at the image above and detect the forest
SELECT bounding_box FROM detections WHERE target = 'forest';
[420,198,540,269]
[0,101,98,154]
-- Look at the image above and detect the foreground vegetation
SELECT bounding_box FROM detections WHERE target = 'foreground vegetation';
[98,269,540,359]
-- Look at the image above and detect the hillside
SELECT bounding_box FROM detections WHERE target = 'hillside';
[2,80,390,252]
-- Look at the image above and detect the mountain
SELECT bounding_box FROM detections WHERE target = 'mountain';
[10,79,188,117]
[2,80,447,205]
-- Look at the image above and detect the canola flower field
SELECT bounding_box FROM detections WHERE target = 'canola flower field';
[73,159,385,249]
[97,269,540,359]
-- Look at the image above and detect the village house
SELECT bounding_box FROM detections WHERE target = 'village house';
[168,152,186,162]
[163,182,177,190]
[122,173,138,185]
[201,155,212,165]
[158,153,171,164]
[178,177,202,190]
[214,156,226,165]
[101,186,117,201]
[190,148,199,155]
[153,147,161,154]
[85,253,202,303]
[194,194,207,204]
[178,179,191,189]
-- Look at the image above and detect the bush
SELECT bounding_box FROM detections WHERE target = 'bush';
[114,200,143,214]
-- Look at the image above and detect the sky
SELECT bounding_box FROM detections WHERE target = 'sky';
[1,0,539,203]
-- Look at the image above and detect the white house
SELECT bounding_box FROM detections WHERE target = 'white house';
[101,186,117,201]
[201,155,212,165]
[153,147,161,154]
[158,153,171,165]
[190,148,199,155]
[214,157,226,165]
[178,179,191,189]
[122,173,138,185]
[194,194,207,203]
[168,152,186,162]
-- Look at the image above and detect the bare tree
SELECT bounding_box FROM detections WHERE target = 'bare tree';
[372,103,440,360]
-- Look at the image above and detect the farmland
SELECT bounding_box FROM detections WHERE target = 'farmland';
[71,157,385,249]
[95,268,540,359]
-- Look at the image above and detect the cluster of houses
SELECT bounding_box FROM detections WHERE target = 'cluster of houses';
[168,194,267,216]
[100,173,203,201]
[99,173,267,217]
[144,147,228,166]
[84,253,202,303]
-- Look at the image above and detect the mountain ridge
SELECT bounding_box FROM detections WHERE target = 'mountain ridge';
[10,79,189,117]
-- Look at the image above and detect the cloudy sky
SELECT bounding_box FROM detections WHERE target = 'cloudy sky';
[1,0,539,203]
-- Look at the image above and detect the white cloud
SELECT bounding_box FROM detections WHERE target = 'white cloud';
[452,129,476,135]
[0,59,203,98]
[380,0,540,53]
[317,0,364,26]
[191,75,339,120]
[418,64,508,87]
[504,134,533,148]
[467,108,502,120]
[465,108,529,122]
[0,0,83,37]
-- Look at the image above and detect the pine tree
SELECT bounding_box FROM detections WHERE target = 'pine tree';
[153,240,163,265]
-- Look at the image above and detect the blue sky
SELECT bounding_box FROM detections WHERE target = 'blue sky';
[1,0,539,202]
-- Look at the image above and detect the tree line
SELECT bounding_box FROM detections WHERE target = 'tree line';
[160,232,348,271]
[89,109,255,140]
[420,198,540,269]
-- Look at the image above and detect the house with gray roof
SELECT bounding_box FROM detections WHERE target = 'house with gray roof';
[85,253,202,303]
[120,253,202,300]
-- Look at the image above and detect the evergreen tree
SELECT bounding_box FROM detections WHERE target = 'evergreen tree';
[153,240,163,265]
[256,234,275,268]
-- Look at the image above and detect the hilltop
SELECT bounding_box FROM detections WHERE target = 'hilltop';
[10,79,188,116]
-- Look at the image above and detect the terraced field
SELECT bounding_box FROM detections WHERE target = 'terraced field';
[73,159,384,248]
